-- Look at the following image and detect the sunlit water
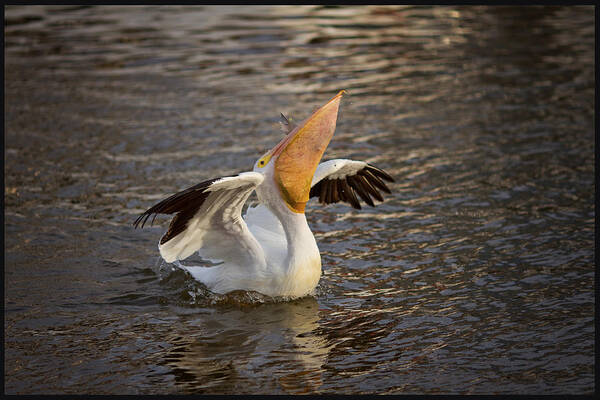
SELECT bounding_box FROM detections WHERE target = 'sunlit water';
[4,5,594,394]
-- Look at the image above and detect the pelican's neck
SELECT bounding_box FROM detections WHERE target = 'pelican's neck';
[253,166,322,296]
[254,164,321,279]
[256,168,320,266]
[272,204,319,266]
[271,205,322,296]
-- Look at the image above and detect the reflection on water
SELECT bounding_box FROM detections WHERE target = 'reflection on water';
[159,298,328,394]
[5,5,594,394]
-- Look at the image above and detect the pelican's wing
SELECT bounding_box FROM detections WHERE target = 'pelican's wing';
[309,159,394,209]
[134,172,265,265]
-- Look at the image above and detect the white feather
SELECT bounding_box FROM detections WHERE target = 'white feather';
[311,159,367,186]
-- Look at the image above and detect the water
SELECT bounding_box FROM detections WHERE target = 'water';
[4,5,594,394]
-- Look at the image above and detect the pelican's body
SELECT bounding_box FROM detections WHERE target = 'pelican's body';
[134,91,394,298]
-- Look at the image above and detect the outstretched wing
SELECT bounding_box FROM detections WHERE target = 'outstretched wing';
[134,172,265,265]
[309,159,394,209]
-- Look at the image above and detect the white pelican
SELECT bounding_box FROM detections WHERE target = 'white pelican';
[134,90,394,298]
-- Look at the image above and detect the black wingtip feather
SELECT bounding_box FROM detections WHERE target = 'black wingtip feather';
[366,164,395,182]
[348,175,375,207]
[357,174,384,202]
[331,178,340,203]
[359,169,392,194]
[340,178,361,209]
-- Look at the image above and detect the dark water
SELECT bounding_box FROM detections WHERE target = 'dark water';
[4,5,595,394]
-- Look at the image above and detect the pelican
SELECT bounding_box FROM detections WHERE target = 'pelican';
[134,90,394,298]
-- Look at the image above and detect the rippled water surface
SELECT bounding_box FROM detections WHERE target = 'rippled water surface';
[4,5,595,394]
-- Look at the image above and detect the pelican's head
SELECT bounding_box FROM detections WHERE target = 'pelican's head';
[254,90,345,213]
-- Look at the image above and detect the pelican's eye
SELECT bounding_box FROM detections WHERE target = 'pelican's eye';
[257,154,271,168]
